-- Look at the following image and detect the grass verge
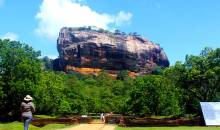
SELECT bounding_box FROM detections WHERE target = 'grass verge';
[0,121,73,130]
[34,115,57,119]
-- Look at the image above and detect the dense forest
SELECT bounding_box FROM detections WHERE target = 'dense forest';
[0,39,220,120]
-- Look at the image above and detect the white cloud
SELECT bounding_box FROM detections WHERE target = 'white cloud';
[115,11,132,26]
[40,55,58,59]
[0,32,19,41]
[35,0,132,40]
[47,55,58,59]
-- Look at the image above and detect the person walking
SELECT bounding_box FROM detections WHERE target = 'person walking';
[100,113,105,123]
[20,95,35,130]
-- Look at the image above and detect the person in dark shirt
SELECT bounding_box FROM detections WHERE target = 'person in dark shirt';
[20,95,35,130]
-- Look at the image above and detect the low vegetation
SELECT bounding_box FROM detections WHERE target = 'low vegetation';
[0,39,220,121]
[0,121,72,130]
[34,115,57,119]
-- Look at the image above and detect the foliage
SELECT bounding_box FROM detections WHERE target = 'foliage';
[117,70,129,80]
[164,47,220,114]
[35,71,65,115]
[40,56,53,71]
[0,39,220,118]
[151,66,163,75]
[127,75,180,116]
[0,39,41,117]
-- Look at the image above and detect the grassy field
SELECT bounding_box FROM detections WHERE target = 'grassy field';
[2,122,220,130]
[116,126,220,130]
[34,115,58,119]
[0,121,73,130]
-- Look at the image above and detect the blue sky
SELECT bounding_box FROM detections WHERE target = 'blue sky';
[0,0,220,64]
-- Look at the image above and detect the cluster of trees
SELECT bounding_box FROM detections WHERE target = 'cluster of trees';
[0,39,41,119]
[164,47,220,114]
[0,39,220,119]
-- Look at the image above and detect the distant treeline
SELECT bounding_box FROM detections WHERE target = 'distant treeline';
[0,39,220,120]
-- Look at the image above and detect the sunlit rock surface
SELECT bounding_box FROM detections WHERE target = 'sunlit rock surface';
[56,27,169,75]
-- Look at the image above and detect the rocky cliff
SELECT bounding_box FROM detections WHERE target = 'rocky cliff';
[56,27,169,75]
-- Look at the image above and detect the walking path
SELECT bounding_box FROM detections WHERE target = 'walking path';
[59,124,116,130]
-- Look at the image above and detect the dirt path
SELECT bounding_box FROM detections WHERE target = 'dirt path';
[59,124,116,130]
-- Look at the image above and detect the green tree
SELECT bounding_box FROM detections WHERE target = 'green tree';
[152,66,163,75]
[164,48,220,114]
[127,75,180,116]
[63,74,88,114]
[117,70,129,80]
[58,99,72,115]
[35,71,64,114]
[41,56,53,71]
[96,70,113,87]
[183,48,220,111]
[0,39,41,117]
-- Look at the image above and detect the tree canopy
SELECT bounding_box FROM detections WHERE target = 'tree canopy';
[0,39,41,117]
[0,39,220,119]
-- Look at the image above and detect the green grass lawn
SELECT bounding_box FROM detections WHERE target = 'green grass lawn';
[0,121,73,130]
[116,126,220,130]
[34,115,58,119]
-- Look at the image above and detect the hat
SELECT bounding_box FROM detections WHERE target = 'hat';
[24,95,33,101]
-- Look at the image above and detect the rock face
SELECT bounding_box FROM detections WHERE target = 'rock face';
[56,27,169,75]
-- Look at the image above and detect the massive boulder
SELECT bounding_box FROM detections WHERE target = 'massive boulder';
[56,27,169,75]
